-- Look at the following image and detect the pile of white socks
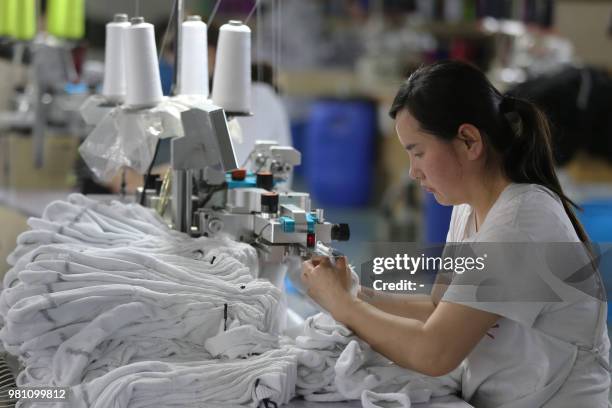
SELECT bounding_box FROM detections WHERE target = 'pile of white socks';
[61,347,298,408]
[6,194,259,275]
[287,313,463,408]
[1,195,294,407]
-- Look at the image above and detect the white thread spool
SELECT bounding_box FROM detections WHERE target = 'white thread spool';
[212,20,251,114]
[102,14,130,103]
[124,17,163,108]
[178,15,208,97]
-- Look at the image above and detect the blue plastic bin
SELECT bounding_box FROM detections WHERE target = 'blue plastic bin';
[578,200,612,242]
[577,199,612,321]
[424,192,453,243]
[305,100,376,207]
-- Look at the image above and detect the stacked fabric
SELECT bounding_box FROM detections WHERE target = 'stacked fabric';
[0,194,295,407]
[6,194,259,274]
[288,313,462,407]
[2,247,283,385]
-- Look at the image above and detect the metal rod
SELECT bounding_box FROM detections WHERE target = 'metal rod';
[185,169,193,232]
[173,0,184,95]
[256,0,262,83]
[277,0,282,95]
[36,0,42,35]
[32,45,47,169]
[172,169,188,232]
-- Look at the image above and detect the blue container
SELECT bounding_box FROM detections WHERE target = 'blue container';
[578,200,612,242]
[577,199,612,321]
[305,100,376,207]
[159,60,174,96]
[424,193,453,243]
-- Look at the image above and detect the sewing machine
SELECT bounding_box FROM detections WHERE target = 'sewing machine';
[138,104,350,266]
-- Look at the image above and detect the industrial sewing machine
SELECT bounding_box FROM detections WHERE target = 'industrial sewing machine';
[138,104,350,265]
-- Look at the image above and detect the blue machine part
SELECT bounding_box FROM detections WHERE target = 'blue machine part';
[278,214,316,233]
[225,173,280,189]
[306,213,316,233]
[280,216,295,233]
[226,173,257,189]
[64,82,88,94]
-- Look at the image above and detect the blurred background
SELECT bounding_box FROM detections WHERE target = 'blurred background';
[0,0,611,272]
[0,2,611,403]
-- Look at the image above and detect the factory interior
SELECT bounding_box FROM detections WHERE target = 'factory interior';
[0,0,612,407]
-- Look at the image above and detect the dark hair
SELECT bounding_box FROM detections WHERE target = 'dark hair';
[251,61,280,93]
[389,60,590,244]
[207,22,220,48]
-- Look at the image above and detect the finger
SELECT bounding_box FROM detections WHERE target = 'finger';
[302,265,315,284]
[335,256,348,271]
[310,256,327,266]
[315,256,332,267]
[302,260,314,272]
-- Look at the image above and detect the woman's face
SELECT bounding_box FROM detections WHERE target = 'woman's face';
[395,109,467,206]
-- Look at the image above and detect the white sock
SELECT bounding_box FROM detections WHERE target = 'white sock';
[204,325,279,359]
[361,390,412,408]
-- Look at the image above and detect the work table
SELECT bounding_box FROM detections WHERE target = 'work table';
[285,395,472,407]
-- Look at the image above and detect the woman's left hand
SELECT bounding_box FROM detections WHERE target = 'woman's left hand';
[301,256,354,320]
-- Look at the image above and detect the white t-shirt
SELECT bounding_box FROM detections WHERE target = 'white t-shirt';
[442,183,610,408]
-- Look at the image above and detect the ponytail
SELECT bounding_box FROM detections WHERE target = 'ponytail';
[499,96,590,244]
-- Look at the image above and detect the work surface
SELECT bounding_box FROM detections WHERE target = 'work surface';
[0,188,73,217]
[286,395,473,407]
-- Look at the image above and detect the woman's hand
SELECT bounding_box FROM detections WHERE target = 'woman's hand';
[301,256,355,321]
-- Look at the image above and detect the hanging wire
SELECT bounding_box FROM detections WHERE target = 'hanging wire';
[274,0,281,95]
[135,0,141,17]
[245,0,262,87]
[244,0,261,25]
[272,0,277,92]
[207,0,223,27]
[277,0,282,96]
[256,0,263,84]
[158,0,178,62]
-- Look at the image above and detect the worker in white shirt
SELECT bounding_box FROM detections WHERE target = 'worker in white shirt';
[301,60,611,408]
[233,62,292,172]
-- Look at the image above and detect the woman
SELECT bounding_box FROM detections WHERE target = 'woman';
[301,61,610,407]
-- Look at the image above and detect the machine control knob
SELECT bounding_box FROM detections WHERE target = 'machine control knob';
[256,172,274,191]
[331,223,350,241]
[207,218,224,233]
[261,192,279,214]
[231,169,247,181]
